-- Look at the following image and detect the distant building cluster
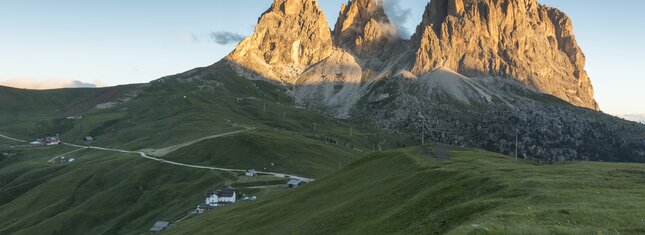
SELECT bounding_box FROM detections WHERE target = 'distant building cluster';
[149,172,307,232]
[30,135,62,146]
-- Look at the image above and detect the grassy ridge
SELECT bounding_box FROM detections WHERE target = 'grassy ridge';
[0,85,138,139]
[0,65,403,180]
[0,66,404,234]
[169,146,645,234]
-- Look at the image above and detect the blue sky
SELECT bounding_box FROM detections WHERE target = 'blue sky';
[0,0,643,119]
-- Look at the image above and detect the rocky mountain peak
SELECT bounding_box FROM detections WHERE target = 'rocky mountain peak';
[410,0,598,110]
[333,0,400,58]
[226,0,333,83]
[270,0,314,15]
[224,0,598,112]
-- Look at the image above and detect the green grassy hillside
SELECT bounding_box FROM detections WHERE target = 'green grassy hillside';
[0,85,139,138]
[0,66,412,234]
[3,64,644,234]
[0,147,233,234]
[169,145,645,234]
[0,65,401,173]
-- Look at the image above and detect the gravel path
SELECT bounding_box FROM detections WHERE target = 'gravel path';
[0,130,314,182]
[141,127,254,157]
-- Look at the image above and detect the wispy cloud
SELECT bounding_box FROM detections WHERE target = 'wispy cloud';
[180,31,246,45]
[622,114,645,123]
[382,0,413,38]
[209,31,246,45]
[0,78,106,90]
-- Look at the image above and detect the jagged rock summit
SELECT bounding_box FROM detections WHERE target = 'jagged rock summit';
[333,0,401,58]
[224,0,599,114]
[411,0,598,110]
[226,0,333,83]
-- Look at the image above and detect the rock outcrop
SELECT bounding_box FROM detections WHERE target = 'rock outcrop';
[226,0,334,83]
[410,0,598,110]
[333,0,400,58]
[224,0,598,112]
[292,49,365,117]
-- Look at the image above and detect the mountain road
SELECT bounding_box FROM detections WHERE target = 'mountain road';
[0,130,314,182]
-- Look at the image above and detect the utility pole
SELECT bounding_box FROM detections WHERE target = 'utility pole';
[421,125,425,146]
[515,128,518,160]
[419,112,426,146]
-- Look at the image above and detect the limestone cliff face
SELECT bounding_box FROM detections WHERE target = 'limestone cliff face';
[410,0,598,110]
[224,0,599,113]
[333,0,400,58]
[226,0,333,83]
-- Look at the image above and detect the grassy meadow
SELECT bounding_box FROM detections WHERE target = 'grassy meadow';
[169,145,645,235]
[2,65,644,234]
[0,66,405,234]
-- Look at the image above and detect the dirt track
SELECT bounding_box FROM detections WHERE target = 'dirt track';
[0,130,314,182]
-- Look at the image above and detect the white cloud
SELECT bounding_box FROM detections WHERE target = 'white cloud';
[382,0,413,38]
[0,78,107,90]
[209,31,245,45]
[621,114,645,123]
[179,32,246,45]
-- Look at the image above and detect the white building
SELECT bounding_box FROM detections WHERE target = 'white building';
[205,192,219,206]
[245,169,257,177]
[288,179,305,188]
[205,188,237,206]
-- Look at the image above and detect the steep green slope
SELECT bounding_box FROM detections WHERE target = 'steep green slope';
[0,148,235,235]
[0,65,412,234]
[0,64,400,177]
[0,85,139,138]
[169,145,645,234]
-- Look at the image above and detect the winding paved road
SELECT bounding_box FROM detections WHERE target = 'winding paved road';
[0,130,314,182]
